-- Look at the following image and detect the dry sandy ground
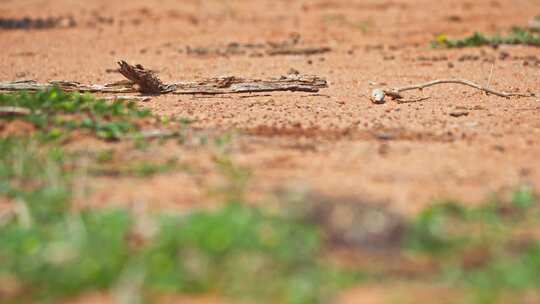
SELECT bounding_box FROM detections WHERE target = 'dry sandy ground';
[1,0,540,302]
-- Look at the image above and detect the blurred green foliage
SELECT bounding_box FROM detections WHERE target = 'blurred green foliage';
[142,203,331,303]
[432,27,540,48]
[0,134,350,303]
[407,187,540,303]
[0,137,72,223]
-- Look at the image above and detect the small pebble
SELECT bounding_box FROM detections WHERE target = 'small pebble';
[371,89,386,104]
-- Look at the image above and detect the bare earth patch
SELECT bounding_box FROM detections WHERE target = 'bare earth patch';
[2,0,540,302]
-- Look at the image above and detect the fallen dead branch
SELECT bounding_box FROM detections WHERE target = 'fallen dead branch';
[0,61,327,95]
[0,106,31,116]
[371,78,537,104]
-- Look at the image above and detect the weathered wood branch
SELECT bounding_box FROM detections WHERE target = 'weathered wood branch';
[0,76,327,95]
[169,74,327,94]
[0,61,327,95]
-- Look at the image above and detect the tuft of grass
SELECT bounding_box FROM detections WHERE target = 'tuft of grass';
[432,27,540,48]
[0,88,151,140]
[407,187,540,303]
[212,154,251,202]
[0,209,133,299]
[142,203,333,303]
[0,136,72,224]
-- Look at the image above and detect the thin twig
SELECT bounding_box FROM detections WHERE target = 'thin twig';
[239,94,273,98]
[395,96,431,104]
[391,79,532,98]
[101,96,152,102]
[371,78,536,103]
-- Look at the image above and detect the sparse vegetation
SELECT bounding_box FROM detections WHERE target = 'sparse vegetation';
[0,88,151,140]
[432,27,540,48]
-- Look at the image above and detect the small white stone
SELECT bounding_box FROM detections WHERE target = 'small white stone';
[371,88,386,104]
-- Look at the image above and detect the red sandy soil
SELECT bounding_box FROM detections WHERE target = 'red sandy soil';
[2,0,540,302]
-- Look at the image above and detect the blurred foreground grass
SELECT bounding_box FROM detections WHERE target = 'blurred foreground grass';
[0,134,356,303]
[407,186,540,303]
[0,89,539,303]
